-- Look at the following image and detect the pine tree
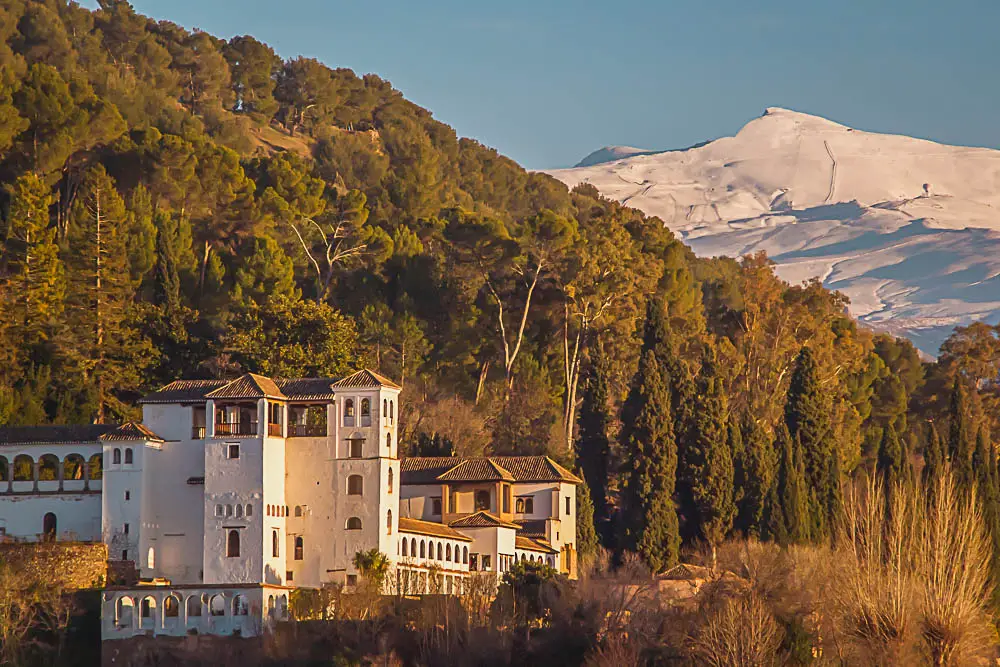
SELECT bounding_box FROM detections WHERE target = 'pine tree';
[876,423,905,485]
[785,346,835,542]
[575,477,599,567]
[4,173,64,359]
[576,352,612,526]
[620,300,681,573]
[735,416,776,537]
[687,348,735,566]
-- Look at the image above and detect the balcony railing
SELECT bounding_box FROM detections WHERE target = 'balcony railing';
[192,426,206,439]
[267,423,282,437]
[214,421,258,436]
[288,423,327,437]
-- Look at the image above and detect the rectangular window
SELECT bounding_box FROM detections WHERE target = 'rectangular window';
[123,523,129,535]
[566,497,571,515]
[470,553,479,571]
[286,570,293,582]
[228,444,240,460]
[349,439,363,458]
[431,497,442,516]
[503,486,511,514]
[122,550,128,561]
[124,490,131,501]
[346,574,358,587]
[482,555,492,570]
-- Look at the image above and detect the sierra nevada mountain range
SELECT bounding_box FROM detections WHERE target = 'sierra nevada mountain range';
[546,107,1000,355]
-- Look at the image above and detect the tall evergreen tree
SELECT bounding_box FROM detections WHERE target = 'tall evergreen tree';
[575,477,599,567]
[735,416,776,537]
[923,424,943,487]
[948,376,975,492]
[972,427,1000,604]
[785,346,835,542]
[770,424,808,545]
[576,352,612,526]
[876,423,905,485]
[687,348,735,565]
[619,300,681,573]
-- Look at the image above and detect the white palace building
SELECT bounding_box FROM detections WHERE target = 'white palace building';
[0,370,581,640]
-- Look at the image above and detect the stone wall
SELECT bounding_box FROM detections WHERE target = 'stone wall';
[0,541,108,590]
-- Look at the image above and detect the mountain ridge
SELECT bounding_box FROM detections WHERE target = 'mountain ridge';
[547,107,1000,354]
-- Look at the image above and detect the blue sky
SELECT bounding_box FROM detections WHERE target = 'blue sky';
[81,0,1000,169]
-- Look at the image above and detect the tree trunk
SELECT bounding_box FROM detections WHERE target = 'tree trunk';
[199,241,211,294]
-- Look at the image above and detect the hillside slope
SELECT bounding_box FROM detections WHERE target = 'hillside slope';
[547,108,1000,353]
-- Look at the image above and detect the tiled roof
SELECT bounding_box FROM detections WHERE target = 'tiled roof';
[0,425,115,446]
[400,456,583,485]
[448,511,520,530]
[399,457,460,485]
[206,373,286,400]
[101,422,164,442]
[517,519,548,539]
[332,369,401,390]
[277,378,338,401]
[139,380,228,404]
[437,458,514,482]
[398,517,472,541]
[515,536,559,554]
[490,456,583,484]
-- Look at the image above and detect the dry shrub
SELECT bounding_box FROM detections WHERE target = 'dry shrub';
[688,593,781,667]
[583,634,643,667]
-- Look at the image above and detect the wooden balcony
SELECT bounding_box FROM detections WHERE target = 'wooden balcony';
[287,423,327,437]
[214,421,258,437]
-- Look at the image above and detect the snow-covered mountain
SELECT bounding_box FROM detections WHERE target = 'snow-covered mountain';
[545,108,1000,355]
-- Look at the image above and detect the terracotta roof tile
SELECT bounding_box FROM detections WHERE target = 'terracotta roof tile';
[448,511,520,530]
[517,519,548,539]
[331,369,401,390]
[401,456,582,485]
[206,373,286,400]
[0,425,115,446]
[398,517,472,541]
[277,378,338,401]
[139,380,228,404]
[437,458,515,482]
[515,536,559,554]
[101,422,165,442]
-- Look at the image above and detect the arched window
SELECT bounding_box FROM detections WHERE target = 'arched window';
[446,544,452,561]
[0,456,8,482]
[347,474,364,495]
[43,513,57,540]
[463,546,468,564]
[411,538,417,556]
[225,504,233,517]
[387,468,393,493]
[267,505,271,516]
[215,504,223,517]
[387,509,392,535]
[210,594,225,616]
[235,504,243,519]
[361,398,371,424]
[13,455,33,481]
[147,547,155,569]
[164,595,179,618]
[387,433,392,451]
[294,536,303,561]
[63,454,84,480]
[516,498,525,513]
[475,490,490,512]
[124,448,133,465]
[113,448,122,465]
[115,596,134,628]
[294,506,302,517]
[246,504,252,517]
[140,596,156,619]
[227,530,240,557]
[401,539,408,556]
[186,595,202,618]
[389,400,394,423]
[420,540,426,558]
[344,399,355,426]
[272,530,280,557]
[437,543,443,561]
[346,517,362,530]
[37,454,58,481]
[233,595,248,616]
[87,454,103,480]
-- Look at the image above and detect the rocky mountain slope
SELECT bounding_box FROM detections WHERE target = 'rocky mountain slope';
[546,108,1000,354]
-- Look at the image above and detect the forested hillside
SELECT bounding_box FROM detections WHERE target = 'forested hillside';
[2,0,999,569]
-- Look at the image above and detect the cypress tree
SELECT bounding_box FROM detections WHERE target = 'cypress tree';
[667,346,699,541]
[576,352,612,526]
[771,423,808,545]
[785,346,835,542]
[826,452,844,542]
[922,423,943,488]
[688,348,735,566]
[575,476,599,566]
[876,423,905,485]
[735,416,776,537]
[948,377,975,492]
[620,300,681,573]
[972,427,1000,604]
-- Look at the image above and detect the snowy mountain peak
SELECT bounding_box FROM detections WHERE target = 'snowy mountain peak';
[546,109,1000,354]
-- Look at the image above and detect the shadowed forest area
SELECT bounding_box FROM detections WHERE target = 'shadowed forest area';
[3,1,1000,664]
